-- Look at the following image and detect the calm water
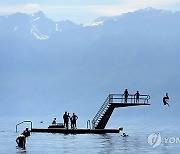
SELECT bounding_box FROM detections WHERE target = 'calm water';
[0,119,180,154]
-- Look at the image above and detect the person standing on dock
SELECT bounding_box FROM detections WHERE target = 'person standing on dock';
[63,111,69,128]
[71,113,78,129]
[135,91,140,103]
[123,89,129,103]
[67,112,70,129]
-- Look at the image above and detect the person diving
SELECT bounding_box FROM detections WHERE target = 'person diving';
[163,93,170,107]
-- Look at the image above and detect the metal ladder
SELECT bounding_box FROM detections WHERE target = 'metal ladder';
[16,120,33,133]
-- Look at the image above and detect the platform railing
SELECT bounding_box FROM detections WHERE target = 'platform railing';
[110,94,150,104]
[16,120,33,133]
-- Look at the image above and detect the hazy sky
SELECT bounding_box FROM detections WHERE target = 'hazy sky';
[0,0,180,24]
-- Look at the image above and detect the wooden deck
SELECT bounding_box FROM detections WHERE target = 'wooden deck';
[31,128,120,134]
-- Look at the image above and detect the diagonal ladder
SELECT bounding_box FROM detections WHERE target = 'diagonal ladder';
[91,94,113,129]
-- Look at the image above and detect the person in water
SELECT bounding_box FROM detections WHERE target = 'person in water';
[163,93,170,107]
[22,128,30,137]
[121,132,129,137]
[16,134,26,148]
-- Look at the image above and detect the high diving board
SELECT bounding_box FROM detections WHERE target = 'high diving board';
[92,94,150,129]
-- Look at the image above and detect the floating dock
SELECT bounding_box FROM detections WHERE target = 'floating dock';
[31,128,120,134]
[16,93,150,134]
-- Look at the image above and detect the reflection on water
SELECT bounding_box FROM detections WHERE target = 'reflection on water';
[0,123,180,154]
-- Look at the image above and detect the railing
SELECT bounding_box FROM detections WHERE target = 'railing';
[87,120,91,129]
[16,120,33,133]
[91,94,150,129]
[92,94,112,129]
[111,94,150,104]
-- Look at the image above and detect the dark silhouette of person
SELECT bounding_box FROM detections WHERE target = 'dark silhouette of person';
[70,116,73,129]
[135,91,140,103]
[123,89,129,103]
[163,93,170,107]
[71,113,78,129]
[16,134,26,148]
[22,128,30,137]
[52,118,57,125]
[63,111,69,128]
[67,113,70,129]
[121,132,129,137]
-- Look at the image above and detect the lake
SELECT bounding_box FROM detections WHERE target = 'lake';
[0,118,180,154]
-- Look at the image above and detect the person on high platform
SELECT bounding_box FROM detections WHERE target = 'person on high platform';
[135,91,140,103]
[123,89,129,103]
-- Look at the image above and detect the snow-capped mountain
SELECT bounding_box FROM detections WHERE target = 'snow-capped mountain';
[0,8,180,118]
[0,8,180,40]
[0,11,82,40]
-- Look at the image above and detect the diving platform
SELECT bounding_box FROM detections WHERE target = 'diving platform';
[31,128,120,134]
[16,93,150,134]
[91,94,150,129]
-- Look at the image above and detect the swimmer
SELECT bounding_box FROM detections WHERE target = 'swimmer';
[121,132,129,137]
[16,134,26,148]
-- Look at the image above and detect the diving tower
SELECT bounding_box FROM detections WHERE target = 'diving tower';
[92,94,150,129]
[17,93,150,134]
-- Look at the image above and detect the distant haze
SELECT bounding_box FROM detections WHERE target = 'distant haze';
[0,8,179,123]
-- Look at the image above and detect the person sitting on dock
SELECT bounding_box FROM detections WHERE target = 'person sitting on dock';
[123,89,129,103]
[52,118,57,125]
[135,91,140,103]
[163,93,170,107]
[71,113,78,129]
[16,133,26,148]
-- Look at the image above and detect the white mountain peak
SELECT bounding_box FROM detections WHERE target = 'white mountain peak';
[83,21,104,27]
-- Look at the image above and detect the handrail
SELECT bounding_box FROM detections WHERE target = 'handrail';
[16,120,33,133]
[87,120,91,129]
[92,94,112,129]
[91,94,150,129]
[109,94,150,104]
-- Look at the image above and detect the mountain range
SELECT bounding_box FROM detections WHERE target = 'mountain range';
[0,7,180,123]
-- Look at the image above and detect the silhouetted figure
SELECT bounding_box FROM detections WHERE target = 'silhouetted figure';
[71,113,78,129]
[135,91,140,103]
[123,89,129,103]
[52,118,57,125]
[16,134,26,148]
[70,116,73,129]
[63,111,69,128]
[121,132,129,137]
[22,128,30,137]
[163,93,170,107]
[67,113,70,129]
